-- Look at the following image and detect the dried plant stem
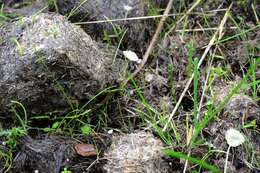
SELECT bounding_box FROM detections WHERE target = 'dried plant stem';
[197,17,228,116]
[175,26,237,32]
[251,3,259,23]
[182,149,191,173]
[74,9,227,25]
[164,0,202,38]
[162,4,232,132]
[122,0,174,85]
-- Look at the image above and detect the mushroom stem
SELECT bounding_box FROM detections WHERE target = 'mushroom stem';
[224,145,231,173]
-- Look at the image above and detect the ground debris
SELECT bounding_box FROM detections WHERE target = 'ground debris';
[9,134,104,173]
[103,131,170,173]
[12,135,77,173]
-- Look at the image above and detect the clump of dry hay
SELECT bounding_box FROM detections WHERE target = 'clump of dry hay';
[104,131,169,173]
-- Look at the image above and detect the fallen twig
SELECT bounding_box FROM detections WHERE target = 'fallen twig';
[162,4,233,132]
[122,0,175,85]
[74,9,227,25]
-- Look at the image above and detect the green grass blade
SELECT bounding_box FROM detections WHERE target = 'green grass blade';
[164,149,221,173]
[193,57,199,127]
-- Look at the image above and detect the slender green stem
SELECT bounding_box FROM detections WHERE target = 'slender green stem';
[193,58,199,127]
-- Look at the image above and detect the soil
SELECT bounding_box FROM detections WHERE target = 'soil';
[0,0,259,173]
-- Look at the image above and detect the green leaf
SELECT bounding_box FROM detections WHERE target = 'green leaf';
[52,121,60,129]
[80,124,92,136]
[243,119,257,129]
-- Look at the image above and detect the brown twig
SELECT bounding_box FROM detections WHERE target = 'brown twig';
[162,4,233,132]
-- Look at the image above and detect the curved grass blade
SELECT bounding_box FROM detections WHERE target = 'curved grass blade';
[163,149,221,173]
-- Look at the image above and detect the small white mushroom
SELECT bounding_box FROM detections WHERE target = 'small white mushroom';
[224,128,245,173]
[123,50,141,63]
[225,128,245,147]
[107,129,114,134]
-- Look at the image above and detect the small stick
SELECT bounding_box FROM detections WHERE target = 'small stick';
[74,9,227,25]
[175,26,237,32]
[164,0,202,38]
[122,0,174,85]
[197,13,228,116]
[251,3,259,23]
[162,4,233,132]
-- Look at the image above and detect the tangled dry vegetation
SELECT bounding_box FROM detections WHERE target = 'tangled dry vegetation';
[0,0,259,173]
